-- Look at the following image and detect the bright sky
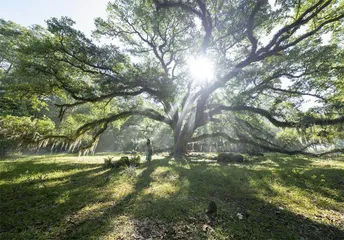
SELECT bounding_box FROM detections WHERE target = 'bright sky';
[0,0,109,37]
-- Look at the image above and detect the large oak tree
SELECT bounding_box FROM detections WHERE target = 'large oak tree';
[1,0,344,157]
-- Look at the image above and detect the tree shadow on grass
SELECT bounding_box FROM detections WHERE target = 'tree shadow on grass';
[1,156,343,239]
[57,158,344,239]
[259,155,344,204]
[62,158,166,239]
[0,157,122,239]
[240,154,344,204]
[165,163,344,239]
[0,159,101,181]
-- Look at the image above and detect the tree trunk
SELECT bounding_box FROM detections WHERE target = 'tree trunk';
[173,136,188,157]
[172,129,192,158]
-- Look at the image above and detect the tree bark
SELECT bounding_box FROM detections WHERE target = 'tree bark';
[172,127,193,158]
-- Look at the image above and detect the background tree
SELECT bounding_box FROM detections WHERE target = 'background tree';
[1,0,344,157]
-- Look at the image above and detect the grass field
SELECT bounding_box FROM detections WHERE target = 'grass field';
[0,153,343,239]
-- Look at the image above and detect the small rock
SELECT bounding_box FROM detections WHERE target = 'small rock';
[237,213,243,220]
[202,224,213,232]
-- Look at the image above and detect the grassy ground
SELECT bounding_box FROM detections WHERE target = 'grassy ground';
[0,153,343,239]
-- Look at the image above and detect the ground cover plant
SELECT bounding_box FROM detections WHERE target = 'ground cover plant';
[1,153,343,239]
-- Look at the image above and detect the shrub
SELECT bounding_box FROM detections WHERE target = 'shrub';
[113,156,130,168]
[103,157,114,168]
[129,154,141,167]
[217,153,244,163]
[107,155,141,169]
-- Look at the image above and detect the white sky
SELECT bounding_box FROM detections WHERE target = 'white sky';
[0,0,109,37]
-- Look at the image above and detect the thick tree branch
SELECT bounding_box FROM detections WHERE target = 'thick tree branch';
[75,109,172,138]
[191,132,241,143]
[209,105,344,128]
[191,132,344,156]
[257,0,332,55]
[247,1,261,55]
[267,86,327,102]
[78,123,108,154]
[157,0,213,52]
[206,0,342,99]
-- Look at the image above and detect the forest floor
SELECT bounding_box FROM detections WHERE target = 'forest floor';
[0,153,343,239]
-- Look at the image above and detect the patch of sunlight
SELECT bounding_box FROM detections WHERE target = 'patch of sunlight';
[135,168,146,177]
[151,167,180,183]
[258,158,279,168]
[87,168,110,177]
[312,159,344,169]
[111,182,134,199]
[52,155,106,164]
[142,182,179,198]
[55,192,70,204]
[151,154,169,160]
[266,182,343,221]
[22,153,123,165]
[0,162,15,172]
[11,167,95,185]
[105,215,134,239]
[64,202,111,226]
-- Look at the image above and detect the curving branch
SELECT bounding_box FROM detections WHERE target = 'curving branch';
[270,12,344,55]
[191,132,241,143]
[246,0,261,55]
[78,123,108,154]
[208,0,344,97]
[33,64,173,120]
[208,105,344,128]
[157,0,213,52]
[267,86,327,102]
[53,86,159,121]
[37,109,172,153]
[257,0,332,56]
[191,132,344,157]
[75,109,172,138]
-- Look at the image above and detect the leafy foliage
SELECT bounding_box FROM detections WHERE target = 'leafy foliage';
[1,0,344,156]
[0,115,55,155]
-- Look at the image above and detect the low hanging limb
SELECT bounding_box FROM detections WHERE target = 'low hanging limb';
[208,105,344,128]
[191,132,344,157]
[35,108,172,154]
[78,123,108,155]
[75,108,172,138]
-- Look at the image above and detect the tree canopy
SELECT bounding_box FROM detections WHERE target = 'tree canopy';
[1,0,344,157]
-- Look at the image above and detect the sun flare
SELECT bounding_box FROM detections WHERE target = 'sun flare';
[188,56,214,84]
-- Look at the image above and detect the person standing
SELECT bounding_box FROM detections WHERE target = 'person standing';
[146,138,153,166]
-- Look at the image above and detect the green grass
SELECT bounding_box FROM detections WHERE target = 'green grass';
[0,153,343,239]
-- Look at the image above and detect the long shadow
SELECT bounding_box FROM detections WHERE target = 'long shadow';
[261,155,344,204]
[0,157,120,239]
[245,154,344,204]
[163,162,344,239]
[56,158,344,239]
[1,155,343,239]
[60,158,165,239]
[0,160,101,181]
